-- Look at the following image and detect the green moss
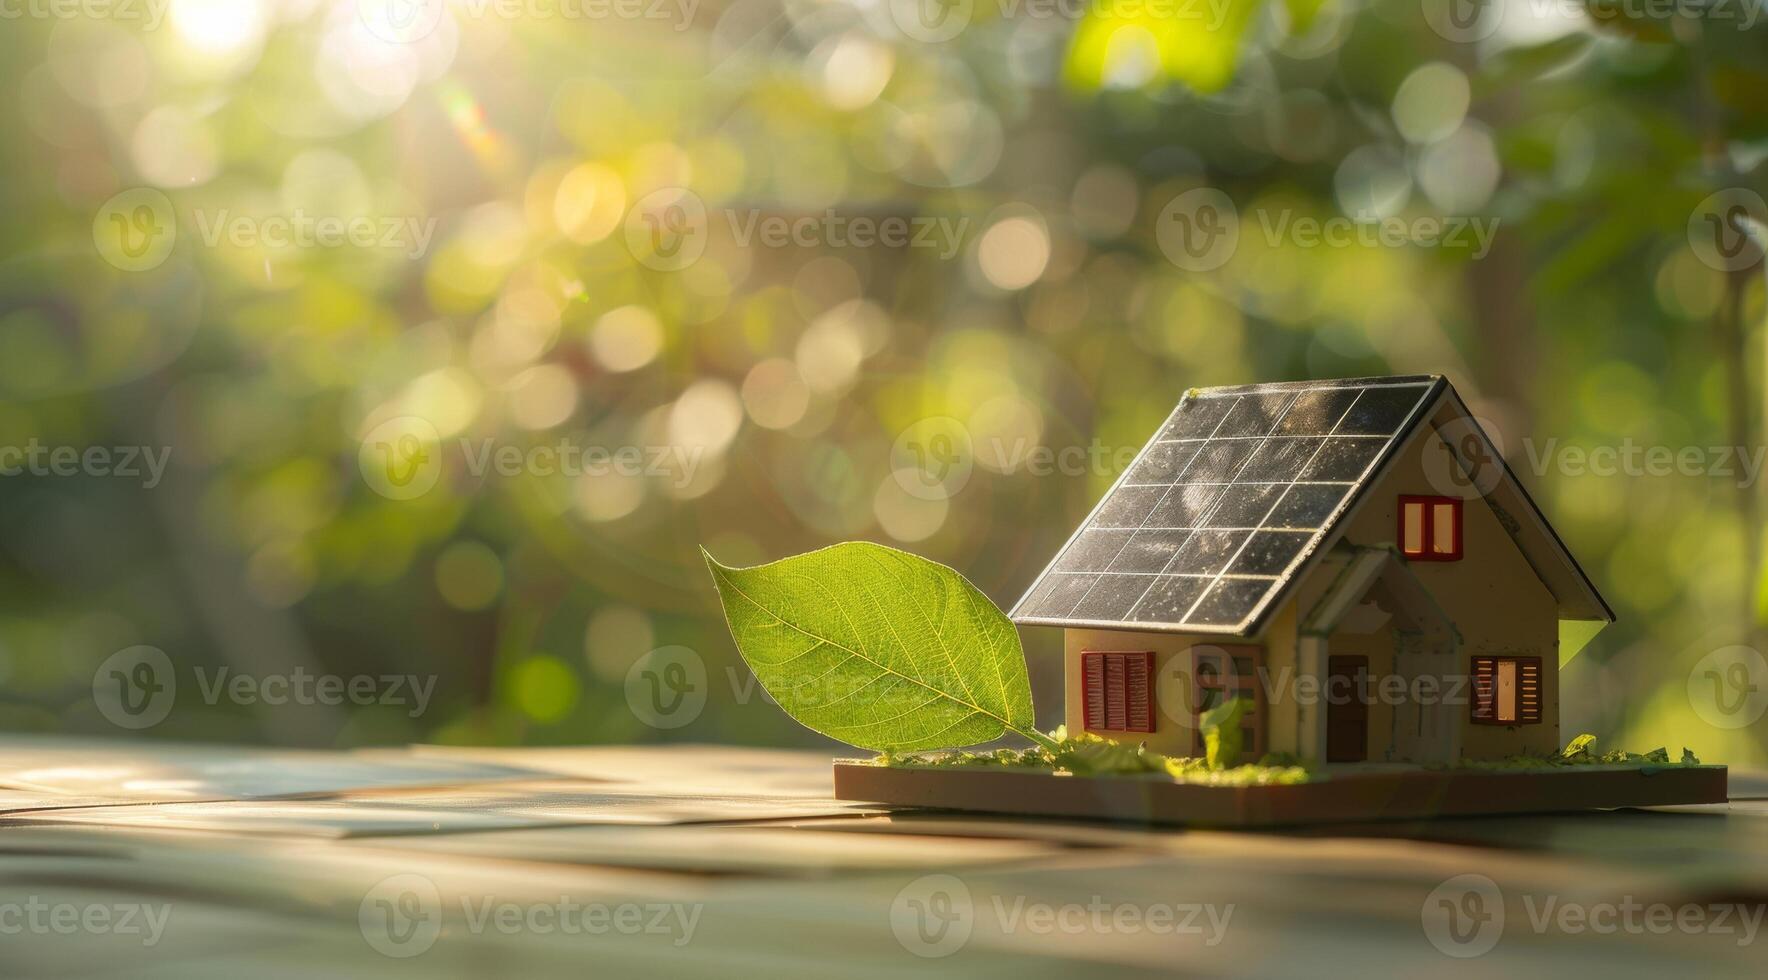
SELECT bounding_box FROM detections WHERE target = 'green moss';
[875,730,1319,786]
[873,733,1711,785]
[1450,734,1703,772]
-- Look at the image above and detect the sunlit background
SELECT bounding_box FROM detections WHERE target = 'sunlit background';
[1,0,1765,765]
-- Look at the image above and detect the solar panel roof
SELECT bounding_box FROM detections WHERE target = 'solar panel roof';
[1009,376,1446,636]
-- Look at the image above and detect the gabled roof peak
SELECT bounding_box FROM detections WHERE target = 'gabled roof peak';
[1009,375,1610,636]
[1184,374,1442,397]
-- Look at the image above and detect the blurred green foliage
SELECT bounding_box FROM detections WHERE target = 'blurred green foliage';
[0,0,1765,765]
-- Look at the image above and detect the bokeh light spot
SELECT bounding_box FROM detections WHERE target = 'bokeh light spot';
[435,542,505,611]
[511,655,579,723]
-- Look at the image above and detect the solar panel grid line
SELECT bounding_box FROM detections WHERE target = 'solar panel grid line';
[1048,392,1251,622]
[1116,480,1365,490]
[1163,388,1341,629]
[1149,433,1371,443]
[1114,389,1304,623]
[1075,572,1283,579]
[1009,377,1443,633]
[1005,394,1200,622]
[1085,525,1343,532]
[1123,380,1430,630]
[1060,392,1260,616]
[1025,387,1326,626]
[1136,396,1299,587]
[1228,381,1441,630]
[1176,374,1439,395]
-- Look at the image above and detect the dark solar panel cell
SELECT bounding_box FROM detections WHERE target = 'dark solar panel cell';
[1145,483,1226,528]
[1274,388,1361,435]
[1298,436,1387,481]
[1052,528,1134,573]
[1206,484,1284,528]
[1263,484,1352,529]
[1237,437,1324,482]
[1125,441,1201,485]
[1106,530,1192,573]
[1159,396,1236,441]
[1070,574,1158,621]
[1184,579,1276,627]
[1228,530,1312,575]
[1184,440,1259,482]
[1091,486,1167,528]
[1019,573,1097,618]
[1165,530,1250,576]
[1335,385,1429,436]
[1128,575,1212,623]
[1213,392,1298,437]
[1012,378,1444,631]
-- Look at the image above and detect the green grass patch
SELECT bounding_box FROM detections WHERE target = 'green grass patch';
[1449,733,1706,772]
[875,729,1319,786]
[873,732,1713,785]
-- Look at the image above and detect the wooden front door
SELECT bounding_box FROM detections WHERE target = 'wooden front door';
[1326,655,1370,763]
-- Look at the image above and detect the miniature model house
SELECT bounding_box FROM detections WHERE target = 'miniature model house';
[1009,376,1612,766]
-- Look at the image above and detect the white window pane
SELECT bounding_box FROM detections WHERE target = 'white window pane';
[1403,503,1423,554]
[1431,502,1456,554]
[1497,660,1517,723]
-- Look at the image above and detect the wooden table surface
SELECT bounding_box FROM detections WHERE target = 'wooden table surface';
[0,737,1762,978]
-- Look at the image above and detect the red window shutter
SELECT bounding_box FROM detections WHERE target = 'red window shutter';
[1125,653,1153,733]
[1081,652,1155,734]
[1104,653,1126,730]
[1471,657,1496,723]
[1082,654,1105,731]
[1518,657,1542,724]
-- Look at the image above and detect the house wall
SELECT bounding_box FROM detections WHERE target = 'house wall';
[1328,415,1562,759]
[1062,602,1299,761]
[1053,400,1567,765]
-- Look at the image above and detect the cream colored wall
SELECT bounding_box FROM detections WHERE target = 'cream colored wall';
[1062,603,1299,761]
[1054,401,1565,764]
[1335,416,1561,759]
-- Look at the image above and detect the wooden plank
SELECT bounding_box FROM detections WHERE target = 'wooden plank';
[0,741,1759,978]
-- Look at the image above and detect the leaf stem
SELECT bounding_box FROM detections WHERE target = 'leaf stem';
[1017,727,1061,753]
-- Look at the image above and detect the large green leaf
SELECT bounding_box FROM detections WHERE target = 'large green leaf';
[703,542,1042,752]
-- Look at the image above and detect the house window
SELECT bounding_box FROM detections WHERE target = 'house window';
[1189,645,1264,760]
[1399,495,1463,561]
[1471,656,1542,725]
[1081,651,1154,733]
